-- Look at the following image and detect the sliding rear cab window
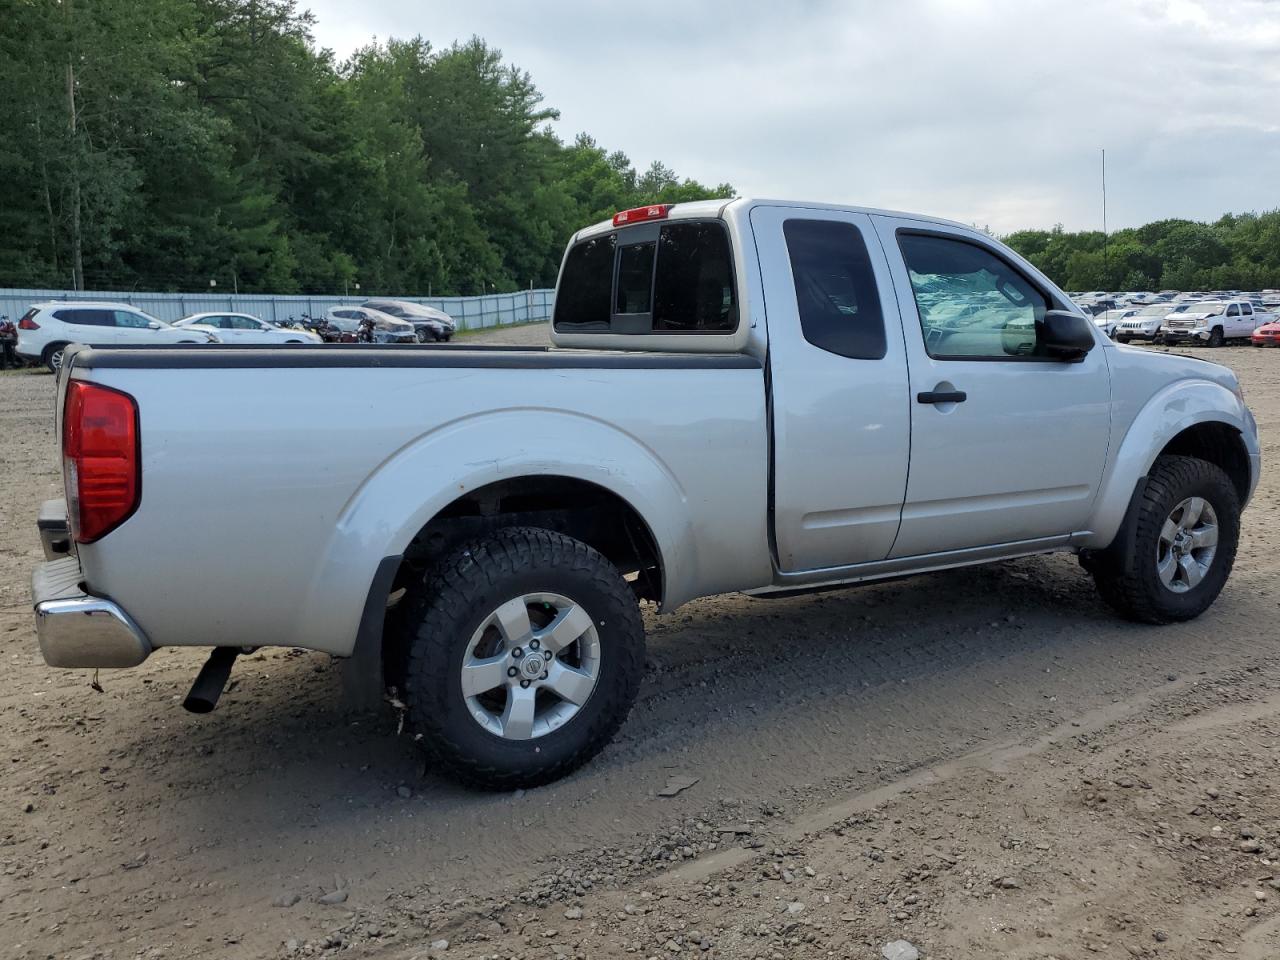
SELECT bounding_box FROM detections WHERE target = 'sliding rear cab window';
[554,220,737,334]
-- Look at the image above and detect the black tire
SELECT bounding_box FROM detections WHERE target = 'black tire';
[416,329,431,343]
[1085,455,1239,624]
[1115,336,1128,344]
[402,526,645,789]
[41,342,69,373]
[1207,326,1224,347]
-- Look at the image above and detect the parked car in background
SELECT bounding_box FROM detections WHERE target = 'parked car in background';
[16,301,219,371]
[361,300,456,342]
[1251,320,1280,347]
[1093,307,1139,339]
[1160,300,1259,347]
[1114,303,1190,343]
[324,306,416,344]
[173,312,322,344]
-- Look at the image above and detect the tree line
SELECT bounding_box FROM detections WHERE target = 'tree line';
[0,0,731,295]
[2,1,1275,297]
[1003,212,1280,293]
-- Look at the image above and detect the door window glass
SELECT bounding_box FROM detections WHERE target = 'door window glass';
[114,310,152,329]
[1227,304,1240,317]
[783,219,886,360]
[898,233,1049,359]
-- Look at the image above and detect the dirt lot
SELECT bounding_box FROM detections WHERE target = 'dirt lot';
[3,330,1280,960]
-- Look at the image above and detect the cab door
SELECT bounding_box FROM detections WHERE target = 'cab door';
[1235,303,1254,337]
[872,216,1112,558]
[751,205,912,571]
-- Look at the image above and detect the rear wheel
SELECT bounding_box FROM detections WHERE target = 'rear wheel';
[402,527,645,788]
[42,342,68,373]
[1085,455,1239,624]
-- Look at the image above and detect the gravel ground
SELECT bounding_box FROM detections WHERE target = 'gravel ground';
[3,331,1280,960]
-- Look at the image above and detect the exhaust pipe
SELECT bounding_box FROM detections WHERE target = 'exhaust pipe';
[183,647,239,714]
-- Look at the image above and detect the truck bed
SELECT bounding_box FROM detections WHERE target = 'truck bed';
[64,343,772,656]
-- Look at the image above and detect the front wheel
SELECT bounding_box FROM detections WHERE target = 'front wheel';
[402,527,645,788]
[1207,327,1224,347]
[1085,455,1239,624]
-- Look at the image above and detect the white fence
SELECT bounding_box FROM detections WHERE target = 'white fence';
[0,287,555,331]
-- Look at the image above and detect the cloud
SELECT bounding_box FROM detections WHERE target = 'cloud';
[303,0,1280,231]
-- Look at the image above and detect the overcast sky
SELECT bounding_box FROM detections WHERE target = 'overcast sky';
[304,0,1280,234]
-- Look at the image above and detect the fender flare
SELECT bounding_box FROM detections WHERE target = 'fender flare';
[1082,378,1257,549]
[291,408,696,656]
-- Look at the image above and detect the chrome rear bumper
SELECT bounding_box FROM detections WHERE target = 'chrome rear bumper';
[32,555,151,668]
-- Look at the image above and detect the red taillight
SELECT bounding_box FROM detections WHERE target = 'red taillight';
[18,313,39,330]
[63,381,140,543]
[612,204,670,227]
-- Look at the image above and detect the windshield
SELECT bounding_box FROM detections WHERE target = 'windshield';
[1137,304,1170,316]
[1185,302,1224,315]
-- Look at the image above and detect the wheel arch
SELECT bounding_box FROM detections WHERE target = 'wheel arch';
[1082,379,1259,550]
[303,409,700,669]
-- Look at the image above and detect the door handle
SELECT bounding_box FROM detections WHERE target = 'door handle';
[917,390,967,404]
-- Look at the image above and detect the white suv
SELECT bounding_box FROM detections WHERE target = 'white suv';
[17,301,218,371]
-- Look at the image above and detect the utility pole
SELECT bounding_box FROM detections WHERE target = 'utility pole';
[66,0,83,291]
[1101,148,1108,289]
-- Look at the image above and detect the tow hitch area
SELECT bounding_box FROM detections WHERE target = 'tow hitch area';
[183,647,240,714]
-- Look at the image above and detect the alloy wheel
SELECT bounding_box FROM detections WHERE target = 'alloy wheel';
[460,592,601,740]
[1156,496,1219,593]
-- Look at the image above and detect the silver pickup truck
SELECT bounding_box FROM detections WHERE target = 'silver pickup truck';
[32,198,1260,788]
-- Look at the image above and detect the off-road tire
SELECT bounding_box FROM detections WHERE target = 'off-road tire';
[1085,455,1239,624]
[402,526,645,789]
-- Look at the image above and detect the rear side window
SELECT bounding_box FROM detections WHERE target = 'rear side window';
[783,219,886,360]
[555,220,737,334]
[54,309,113,326]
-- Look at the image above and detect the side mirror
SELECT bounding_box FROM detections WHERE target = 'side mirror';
[1038,310,1096,361]
[148,320,162,330]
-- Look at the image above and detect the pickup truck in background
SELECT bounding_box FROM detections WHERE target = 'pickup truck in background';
[1159,299,1268,346]
[31,198,1261,788]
